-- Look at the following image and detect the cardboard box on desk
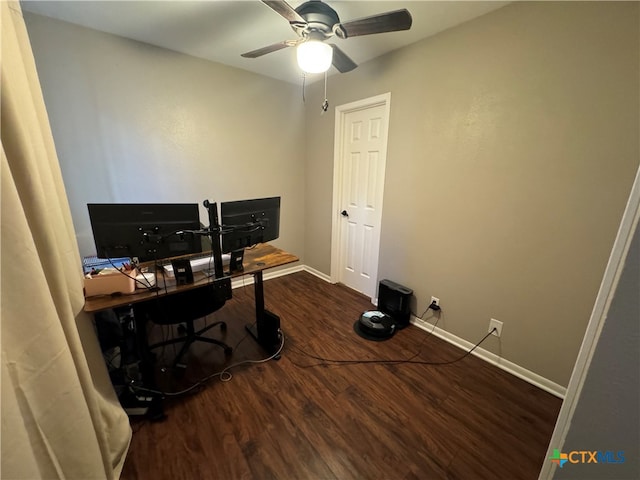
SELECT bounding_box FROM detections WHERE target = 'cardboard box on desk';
[84,268,138,297]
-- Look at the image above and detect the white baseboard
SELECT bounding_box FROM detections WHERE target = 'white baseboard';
[302,265,333,283]
[230,264,305,290]
[411,316,566,399]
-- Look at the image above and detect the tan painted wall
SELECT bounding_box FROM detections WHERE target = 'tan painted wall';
[24,13,306,260]
[304,1,639,386]
[25,2,638,387]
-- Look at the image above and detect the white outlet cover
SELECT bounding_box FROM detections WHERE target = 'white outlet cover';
[489,318,503,336]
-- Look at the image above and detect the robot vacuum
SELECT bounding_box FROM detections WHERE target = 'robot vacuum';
[353,310,396,341]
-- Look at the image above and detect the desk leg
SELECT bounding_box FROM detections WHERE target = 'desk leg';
[129,305,166,421]
[245,270,282,358]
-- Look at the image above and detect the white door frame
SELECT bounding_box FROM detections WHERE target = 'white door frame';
[538,165,640,479]
[330,92,391,298]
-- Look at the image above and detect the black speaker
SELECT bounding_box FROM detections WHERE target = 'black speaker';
[171,259,193,285]
[378,279,413,329]
[228,249,245,273]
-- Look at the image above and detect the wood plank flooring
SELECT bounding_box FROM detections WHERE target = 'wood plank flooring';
[121,271,562,480]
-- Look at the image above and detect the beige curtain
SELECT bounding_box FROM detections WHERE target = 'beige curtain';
[1,2,131,478]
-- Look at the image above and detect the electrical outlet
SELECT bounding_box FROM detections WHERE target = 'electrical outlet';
[430,296,440,308]
[489,318,503,337]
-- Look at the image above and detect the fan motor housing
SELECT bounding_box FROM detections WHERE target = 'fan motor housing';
[295,1,339,33]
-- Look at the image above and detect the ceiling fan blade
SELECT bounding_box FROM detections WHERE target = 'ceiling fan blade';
[334,9,412,39]
[241,41,295,58]
[331,44,357,73]
[262,0,307,26]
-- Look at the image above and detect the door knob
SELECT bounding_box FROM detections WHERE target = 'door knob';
[341,210,349,217]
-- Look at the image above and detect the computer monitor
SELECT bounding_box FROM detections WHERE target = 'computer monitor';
[87,203,202,262]
[220,197,280,254]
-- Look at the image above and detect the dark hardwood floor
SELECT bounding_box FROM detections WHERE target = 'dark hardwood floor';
[121,271,562,480]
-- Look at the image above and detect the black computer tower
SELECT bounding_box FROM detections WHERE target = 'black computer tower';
[378,279,413,329]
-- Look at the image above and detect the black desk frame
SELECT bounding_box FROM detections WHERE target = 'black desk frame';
[246,270,281,356]
[201,200,281,355]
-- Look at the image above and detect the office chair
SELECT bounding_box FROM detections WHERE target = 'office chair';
[134,280,233,367]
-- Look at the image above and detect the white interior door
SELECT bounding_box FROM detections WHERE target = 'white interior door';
[331,93,390,299]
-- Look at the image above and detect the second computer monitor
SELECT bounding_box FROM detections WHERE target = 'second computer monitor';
[220,197,280,254]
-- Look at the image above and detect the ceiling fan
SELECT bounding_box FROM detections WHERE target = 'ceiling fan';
[241,0,413,74]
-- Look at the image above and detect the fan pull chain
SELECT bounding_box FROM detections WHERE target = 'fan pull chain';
[301,73,306,103]
[321,70,329,114]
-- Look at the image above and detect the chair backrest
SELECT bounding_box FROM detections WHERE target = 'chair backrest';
[136,279,231,325]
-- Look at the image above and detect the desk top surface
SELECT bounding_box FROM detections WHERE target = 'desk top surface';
[83,243,298,313]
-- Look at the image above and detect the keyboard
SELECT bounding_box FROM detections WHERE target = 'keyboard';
[83,255,131,274]
[163,254,230,277]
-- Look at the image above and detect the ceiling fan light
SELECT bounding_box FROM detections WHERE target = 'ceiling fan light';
[297,40,333,74]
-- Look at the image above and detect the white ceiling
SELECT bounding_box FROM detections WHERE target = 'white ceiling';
[21,1,508,84]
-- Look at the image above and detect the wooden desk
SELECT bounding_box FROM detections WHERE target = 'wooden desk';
[84,243,299,354]
[84,243,298,312]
